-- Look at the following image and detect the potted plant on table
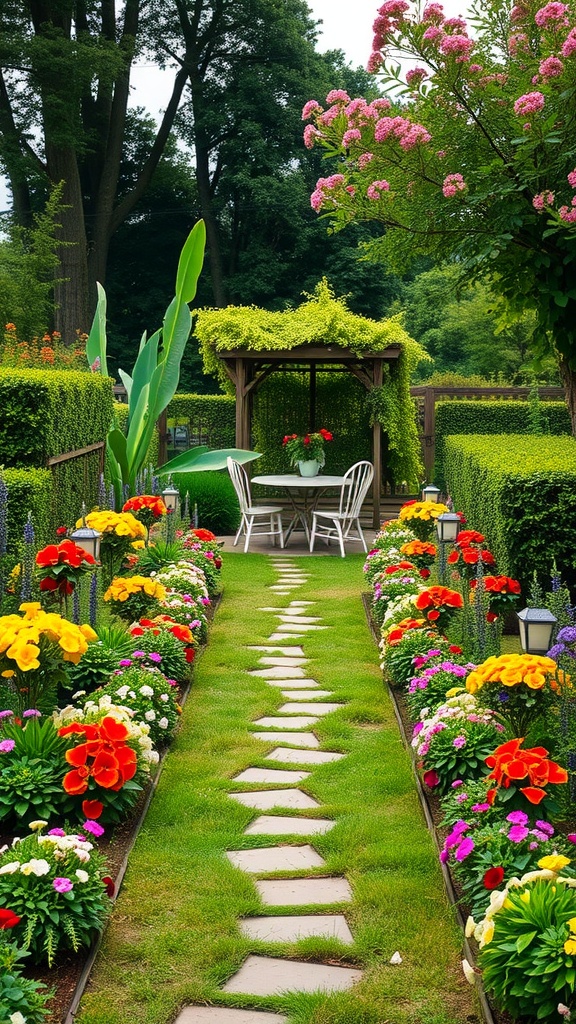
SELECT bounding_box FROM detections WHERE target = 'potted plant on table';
[282,428,333,477]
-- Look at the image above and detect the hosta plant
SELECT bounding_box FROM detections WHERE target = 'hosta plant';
[0,713,70,828]
[0,927,51,1023]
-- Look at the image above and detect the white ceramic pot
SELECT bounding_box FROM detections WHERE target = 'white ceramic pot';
[298,459,320,477]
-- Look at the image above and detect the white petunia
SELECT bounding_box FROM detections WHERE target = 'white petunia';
[75,869,90,883]
[0,861,20,874]
[20,858,50,876]
[160,694,169,702]
[159,717,169,729]
[10,1011,27,1024]
[139,685,154,698]
[145,709,156,721]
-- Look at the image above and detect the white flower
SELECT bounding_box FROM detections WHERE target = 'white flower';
[10,1012,27,1024]
[99,695,113,707]
[159,717,169,729]
[20,858,50,876]
[462,959,476,985]
[75,869,90,883]
[145,709,156,722]
[484,889,508,918]
[139,685,154,697]
[0,861,20,874]
[115,685,130,699]
[72,690,87,699]
[520,869,555,884]
[464,915,476,938]
[129,691,136,699]
[74,849,90,863]
[160,694,169,702]
[28,820,48,832]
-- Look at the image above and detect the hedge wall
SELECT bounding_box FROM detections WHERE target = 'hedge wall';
[444,434,576,593]
[0,369,113,468]
[1,468,53,553]
[435,400,570,487]
[166,394,235,450]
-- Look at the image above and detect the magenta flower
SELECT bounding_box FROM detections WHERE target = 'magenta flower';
[442,173,466,198]
[535,2,569,28]
[471,802,491,812]
[535,819,554,835]
[82,820,105,838]
[455,837,475,860]
[53,877,74,893]
[455,793,468,803]
[508,824,530,842]
[514,92,545,116]
[451,779,464,787]
[148,652,162,663]
[453,735,467,749]
[0,740,15,753]
[119,659,132,667]
[48,828,66,837]
[0,710,14,719]
[23,709,41,718]
[506,810,529,825]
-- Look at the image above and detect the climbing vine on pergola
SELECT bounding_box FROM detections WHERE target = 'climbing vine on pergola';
[195,281,425,526]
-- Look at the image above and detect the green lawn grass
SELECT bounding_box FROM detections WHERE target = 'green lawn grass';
[77,554,480,1024]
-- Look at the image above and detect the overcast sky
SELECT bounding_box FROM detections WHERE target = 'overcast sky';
[1,0,467,212]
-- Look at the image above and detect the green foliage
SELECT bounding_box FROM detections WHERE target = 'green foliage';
[0,936,52,1024]
[0,469,52,553]
[79,667,180,747]
[171,471,240,536]
[443,435,576,593]
[166,394,235,451]
[132,628,188,682]
[435,401,570,488]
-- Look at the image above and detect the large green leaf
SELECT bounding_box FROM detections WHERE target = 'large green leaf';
[86,283,108,377]
[157,448,261,475]
[126,381,151,470]
[176,220,206,303]
[129,328,161,422]
[150,301,192,420]
[118,369,132,402]
[106,429,129,479]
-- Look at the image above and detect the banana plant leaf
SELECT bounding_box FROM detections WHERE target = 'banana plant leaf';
[157,448,261,476]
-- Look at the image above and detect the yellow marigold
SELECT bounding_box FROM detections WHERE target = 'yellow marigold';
[564,938,576,955]
[538,854,571,873]
[398,500,449,522]
[466,653,558,694]
[7,640,41,672]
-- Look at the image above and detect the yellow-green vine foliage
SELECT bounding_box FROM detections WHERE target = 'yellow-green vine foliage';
[1,468,53,553]
[194,280,425,489]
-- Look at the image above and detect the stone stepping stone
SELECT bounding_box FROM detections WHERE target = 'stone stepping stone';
[175,1008,287,1024]
[248,666,306,678]
[264,678,321,688]
[278,703,344,716]
[280,690,334,700]
[228,789,320,811]
[251,731,319,748]
[265,748,345,765]
[244,816,335,836]
[277,615,322,624]
[221,955,363,995]
[290,601,316,606]
[239,915,353,945]
[231,767,310,785]
[257,657,309,667]
[226,845,325,874]
[273,623,327,633]
[267,633,305,642]
[255,877,352,906]
[248,645,305,655]
[252,717,319,730]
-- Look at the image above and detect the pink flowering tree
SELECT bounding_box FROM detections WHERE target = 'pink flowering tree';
[302,1,576,431]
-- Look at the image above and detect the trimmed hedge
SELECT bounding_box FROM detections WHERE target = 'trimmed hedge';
[172,471,240,535]
[0,368,113,468]
[435,400,570,487]
[166,394,235,451]
[444,434,576,592]
[1,468,53,553]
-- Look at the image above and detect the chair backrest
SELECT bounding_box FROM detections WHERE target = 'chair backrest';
[339,461,374,519]
[227,458,251,514]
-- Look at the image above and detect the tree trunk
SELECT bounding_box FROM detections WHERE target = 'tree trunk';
[558,355,576,437]
[44,143,90,340]
[195,140,227,307]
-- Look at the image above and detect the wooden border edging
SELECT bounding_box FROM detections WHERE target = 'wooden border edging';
[361,594,496,1024]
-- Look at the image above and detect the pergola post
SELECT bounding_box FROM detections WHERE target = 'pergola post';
[372,358,383,530]
[235,357,251,450]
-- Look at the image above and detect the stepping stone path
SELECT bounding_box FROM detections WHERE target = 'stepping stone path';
[177,555,360,1024]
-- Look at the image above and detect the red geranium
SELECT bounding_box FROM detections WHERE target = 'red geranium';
[483,866,505,890]
[191,528,217,542]
[470,574,522,619]
[414,586,463,629]
[35,539,96,605]
[122,495,167,519]
[0,908,21,929]
[60,716,138,797]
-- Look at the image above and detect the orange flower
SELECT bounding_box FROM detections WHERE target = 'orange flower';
[484,737,568,805]
[60,716,138,796]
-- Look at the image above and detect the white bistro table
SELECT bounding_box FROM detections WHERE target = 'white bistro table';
[252,473,346,545]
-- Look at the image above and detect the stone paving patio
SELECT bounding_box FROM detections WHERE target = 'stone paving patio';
[174,556,362,1024]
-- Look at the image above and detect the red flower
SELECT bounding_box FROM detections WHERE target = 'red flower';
[456,530,485,547]
[185,646,196,663]
[82,798,104,819]
[483,866,505,890]
[303,435,311,445]
[122,495,167,519]
[423,769,439,788]
[191,528,216,542]
[39,576,58,592]
[102,876,115,898]
[420,568,431,579]
[486,612,499,623]
[449,645,463,654]
[56,526,68,536]
[0,908,21,930]
[318,428,333,441]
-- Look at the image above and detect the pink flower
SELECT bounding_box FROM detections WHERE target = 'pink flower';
[559,204,576,222]
[455,836,475,860]
[358,152,374,169]
[325,89,350,104]
[539,55,564,77]
[442,173,466,198]
[562,28,576,56]
[342,128,362,146]
[378,0,410,17]
[319,106,341,127]
[53,877,74,893]
[302,100,322,121]
[533,190,555,209]
[511,3,528,20]
[422,3,445,23]
[406,66,428,86]
[453,735,467,748]
[444,16,468,31]
[367,51,384,72]
[423,769,439,787]
[423,24,443,42]
[514,91,545,115]
[455,792,468,803]
[508,824,530,842]
[509,32,530,54]
[440,34,475,59]
[535,2,569,28]
[469,63,483,72]
[367,180,391,200]
[567,168,576,187]
[471,802,491,812]
[507,810,529,825]
[303,124,320,149]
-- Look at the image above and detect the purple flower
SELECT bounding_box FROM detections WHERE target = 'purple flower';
[53,877,73,893]
[48,828,66,836]
[453,735,467,749]
[119,659,132,667]
[508,824,530,843]
[412,722,424,736]
[453,819,470,833]
[497,691,510,702]
[471,803,491,813]
[0,739,15,753]
[455,837,475,861]
[557,626,576,644]
[0,710,14,719]
[132,651,146,658]
[548,644,565,660]
[82,820,105,837]
[506,810,529,825]
[148,652,162,663]
[23,709,41,718]
[529,841,539,850]
[567,834,576,843]
[439,849,449,863]
[451,779,464,788]
[456,793,468,803]
[535,820,554,836]
[531,830,549,843]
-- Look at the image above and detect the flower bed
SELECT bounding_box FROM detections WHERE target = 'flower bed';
[0,506,223,1022]
[364,504,576,1023]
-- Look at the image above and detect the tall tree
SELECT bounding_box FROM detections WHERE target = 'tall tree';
[0,0,188,337]
[302,0,576,432]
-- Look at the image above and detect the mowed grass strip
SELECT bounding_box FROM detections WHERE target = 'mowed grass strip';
[77,554,479,1024]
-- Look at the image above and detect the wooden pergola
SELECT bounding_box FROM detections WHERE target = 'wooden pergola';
[218,342,402,529]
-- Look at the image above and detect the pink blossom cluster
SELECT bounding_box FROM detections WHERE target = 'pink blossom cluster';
[406,66,429,87]
[559,197,576,222]
[562,27,576,55]
[342,128,362,146]
[539,55,565,77]
[366,179,391,199]
[423,24,443,42]
[532,190,555,210]
[513,91,545,114]
[325,89,351,105]
[510,3,529,21]
[358,152,374,169]
[444,16,468,32]
[310,174,346,212]
[375,115,432,149]
[303,124,321,149]
[568,168,576,187]
[440,34,475,60]
[302,100,322,121]
[422,3,445,24]
[372,0,410,53]
[508,31,530,54]
[442,172,466,197]
[534,2,570,28]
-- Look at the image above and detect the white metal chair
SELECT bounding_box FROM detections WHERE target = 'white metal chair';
[309,460,374,558]
[227,458,284,553]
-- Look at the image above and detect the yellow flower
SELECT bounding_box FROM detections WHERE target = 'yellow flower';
[479,919,494,947]
[567,917,576,933]
[538,854,571,873]
[7,640,41,672]
[80,624,97,641]
[132,540,145,550]
[564,938,576,955]
[519,890,531,904]
[446,686,464,698]
[1,670,15,678]
[19,602,42,618]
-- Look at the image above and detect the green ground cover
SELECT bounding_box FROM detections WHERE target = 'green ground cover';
[77,554,478,1024]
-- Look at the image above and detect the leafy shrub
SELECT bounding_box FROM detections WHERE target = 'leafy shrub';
[443,435,576,592]
[0,933,52,1023]
[0,715,70,829]
[166,394,235,450]
[66,624,134,694]
[79,667,180,746]
[128,622,190,680]
[0,825,111,966]
[172,471,240,535]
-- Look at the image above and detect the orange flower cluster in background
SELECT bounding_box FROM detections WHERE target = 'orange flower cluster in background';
[400,540,437,558]
[122,495,167,519]
[59,716,137,801]
[466,653,562,694]
[414,586,463,622]
[130,615,197,662]
[485,737,568,805]
[384,617,429,646]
